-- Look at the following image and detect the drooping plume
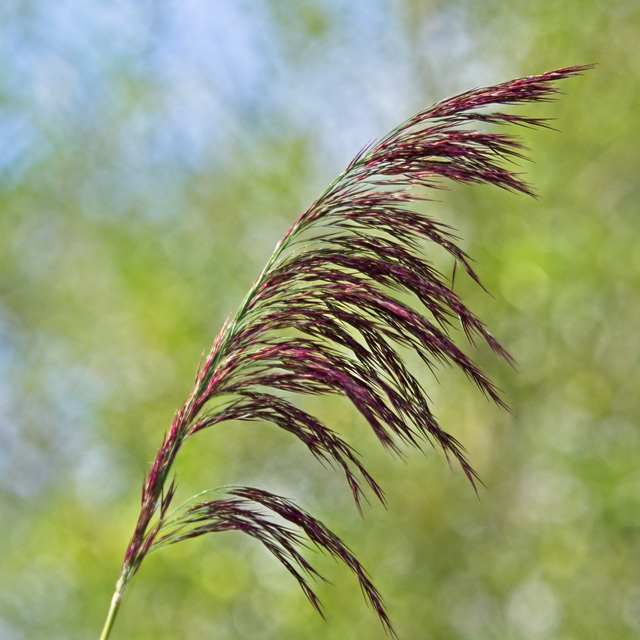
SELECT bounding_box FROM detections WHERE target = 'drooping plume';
[101,65,592,639]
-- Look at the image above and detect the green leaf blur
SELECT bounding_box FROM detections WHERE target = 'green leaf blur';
[0,2,636,639]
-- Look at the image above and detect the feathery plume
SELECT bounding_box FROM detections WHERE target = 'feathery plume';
[99,65,592,640]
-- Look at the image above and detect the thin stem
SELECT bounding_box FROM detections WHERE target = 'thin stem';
[99,576,127,640]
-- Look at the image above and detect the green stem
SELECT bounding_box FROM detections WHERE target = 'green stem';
[99,576,128,640]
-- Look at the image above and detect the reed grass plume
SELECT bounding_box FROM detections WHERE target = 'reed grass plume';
[99,65,592,639]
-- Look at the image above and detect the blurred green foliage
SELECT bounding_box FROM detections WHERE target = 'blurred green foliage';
[1,1,638,639]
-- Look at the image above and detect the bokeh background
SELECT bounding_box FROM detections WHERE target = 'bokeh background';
[1,1,639,639]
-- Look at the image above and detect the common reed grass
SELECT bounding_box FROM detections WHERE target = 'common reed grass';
[99,65,591,639]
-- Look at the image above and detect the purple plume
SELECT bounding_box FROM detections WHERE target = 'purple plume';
[112,65,592,636]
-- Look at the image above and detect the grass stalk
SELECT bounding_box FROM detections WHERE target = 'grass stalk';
[98,576,127,640]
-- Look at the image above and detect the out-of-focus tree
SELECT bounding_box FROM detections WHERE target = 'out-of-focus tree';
[0,1,638,639]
